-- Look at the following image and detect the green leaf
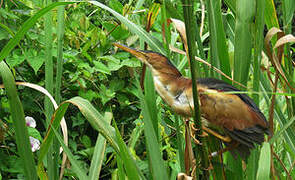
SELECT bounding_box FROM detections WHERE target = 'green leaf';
[0,2,75,63]
[99,55,123,71]
[89,113,112,180]
[51,126,88,179]
[89,1,165,55]
[102,22,129,40]
[78,89,99,102]
[137,78,169,180]
[25,49,45,74]
[5,50,25,67]
[93,61,111,75]
[27,127,42,141]
[114,122,143,180]
[109,0,123,14]
[206,0,231,82]
[81,135,92,148]
[265,0,279,28]
[256,142,271,180]
[233,0,255,86]
[121,57,141,67]
[0,62,38,180]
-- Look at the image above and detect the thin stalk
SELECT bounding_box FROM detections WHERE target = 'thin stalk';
[175,116,185,172]
[55,3,65,180]
[161,0,171,58]
[282,0,295,120]
[44,0,57,179]
[268,74,279,179]
[253,0,265,104]
[195,0,207,77]
[181,0,209,178]
[55,4,65,104]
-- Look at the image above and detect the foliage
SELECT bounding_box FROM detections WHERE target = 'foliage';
[0,0,294,179]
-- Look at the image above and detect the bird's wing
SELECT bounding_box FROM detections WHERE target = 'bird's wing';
[197,78,269,152]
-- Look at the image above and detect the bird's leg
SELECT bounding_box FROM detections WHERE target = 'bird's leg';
[189,123,201,144]
[202,126,232,143]
[209,142,239,158]
[191,123,231,143]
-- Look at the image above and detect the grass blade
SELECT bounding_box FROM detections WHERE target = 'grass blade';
[265,0,279,28]
[137,85,169,179]
[144,69,159,139]
[206,0,231,82]
[51,126,88,179]
[114,123,143,180]
[233,0,255,86]
[89,113,112,179]
[0,62,38,180]
[256,142,271,180]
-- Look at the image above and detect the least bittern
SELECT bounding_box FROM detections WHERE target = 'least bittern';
[114,43,269,158]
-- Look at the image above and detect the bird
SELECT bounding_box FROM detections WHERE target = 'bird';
[113,43,269,159]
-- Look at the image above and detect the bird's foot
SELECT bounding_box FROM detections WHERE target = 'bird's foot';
[190,123,208,138]
[190,123,232,143]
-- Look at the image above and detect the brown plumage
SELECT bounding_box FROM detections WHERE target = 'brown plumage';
[114,43,269,158]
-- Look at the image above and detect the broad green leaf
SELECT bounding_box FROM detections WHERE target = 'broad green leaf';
[25,49,45,74]
[102,22,129,40]
[109,0,123,14]
[93,61,111,75]
[5,50,25,67]
[121,57,141,67]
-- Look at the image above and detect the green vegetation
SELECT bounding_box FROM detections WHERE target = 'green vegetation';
[0,0,294,179]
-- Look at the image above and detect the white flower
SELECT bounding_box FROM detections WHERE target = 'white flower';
[25,116,36,128]
[29,136,40,152]
[25,116,40,152]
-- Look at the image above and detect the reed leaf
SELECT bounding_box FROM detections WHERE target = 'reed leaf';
[89,113,112,180]
[206,0,231,82]
[256,142,271,180]
[0,62,38,180]
[233,0,255,86]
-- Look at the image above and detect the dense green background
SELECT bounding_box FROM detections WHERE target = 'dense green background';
[0,0,294,179]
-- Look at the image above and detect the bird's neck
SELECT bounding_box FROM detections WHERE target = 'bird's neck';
[151,70,193,116]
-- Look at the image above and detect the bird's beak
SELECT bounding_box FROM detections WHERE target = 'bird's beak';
[113,43,148,63]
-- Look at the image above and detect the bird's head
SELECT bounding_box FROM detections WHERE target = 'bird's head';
[113,43,181,76]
